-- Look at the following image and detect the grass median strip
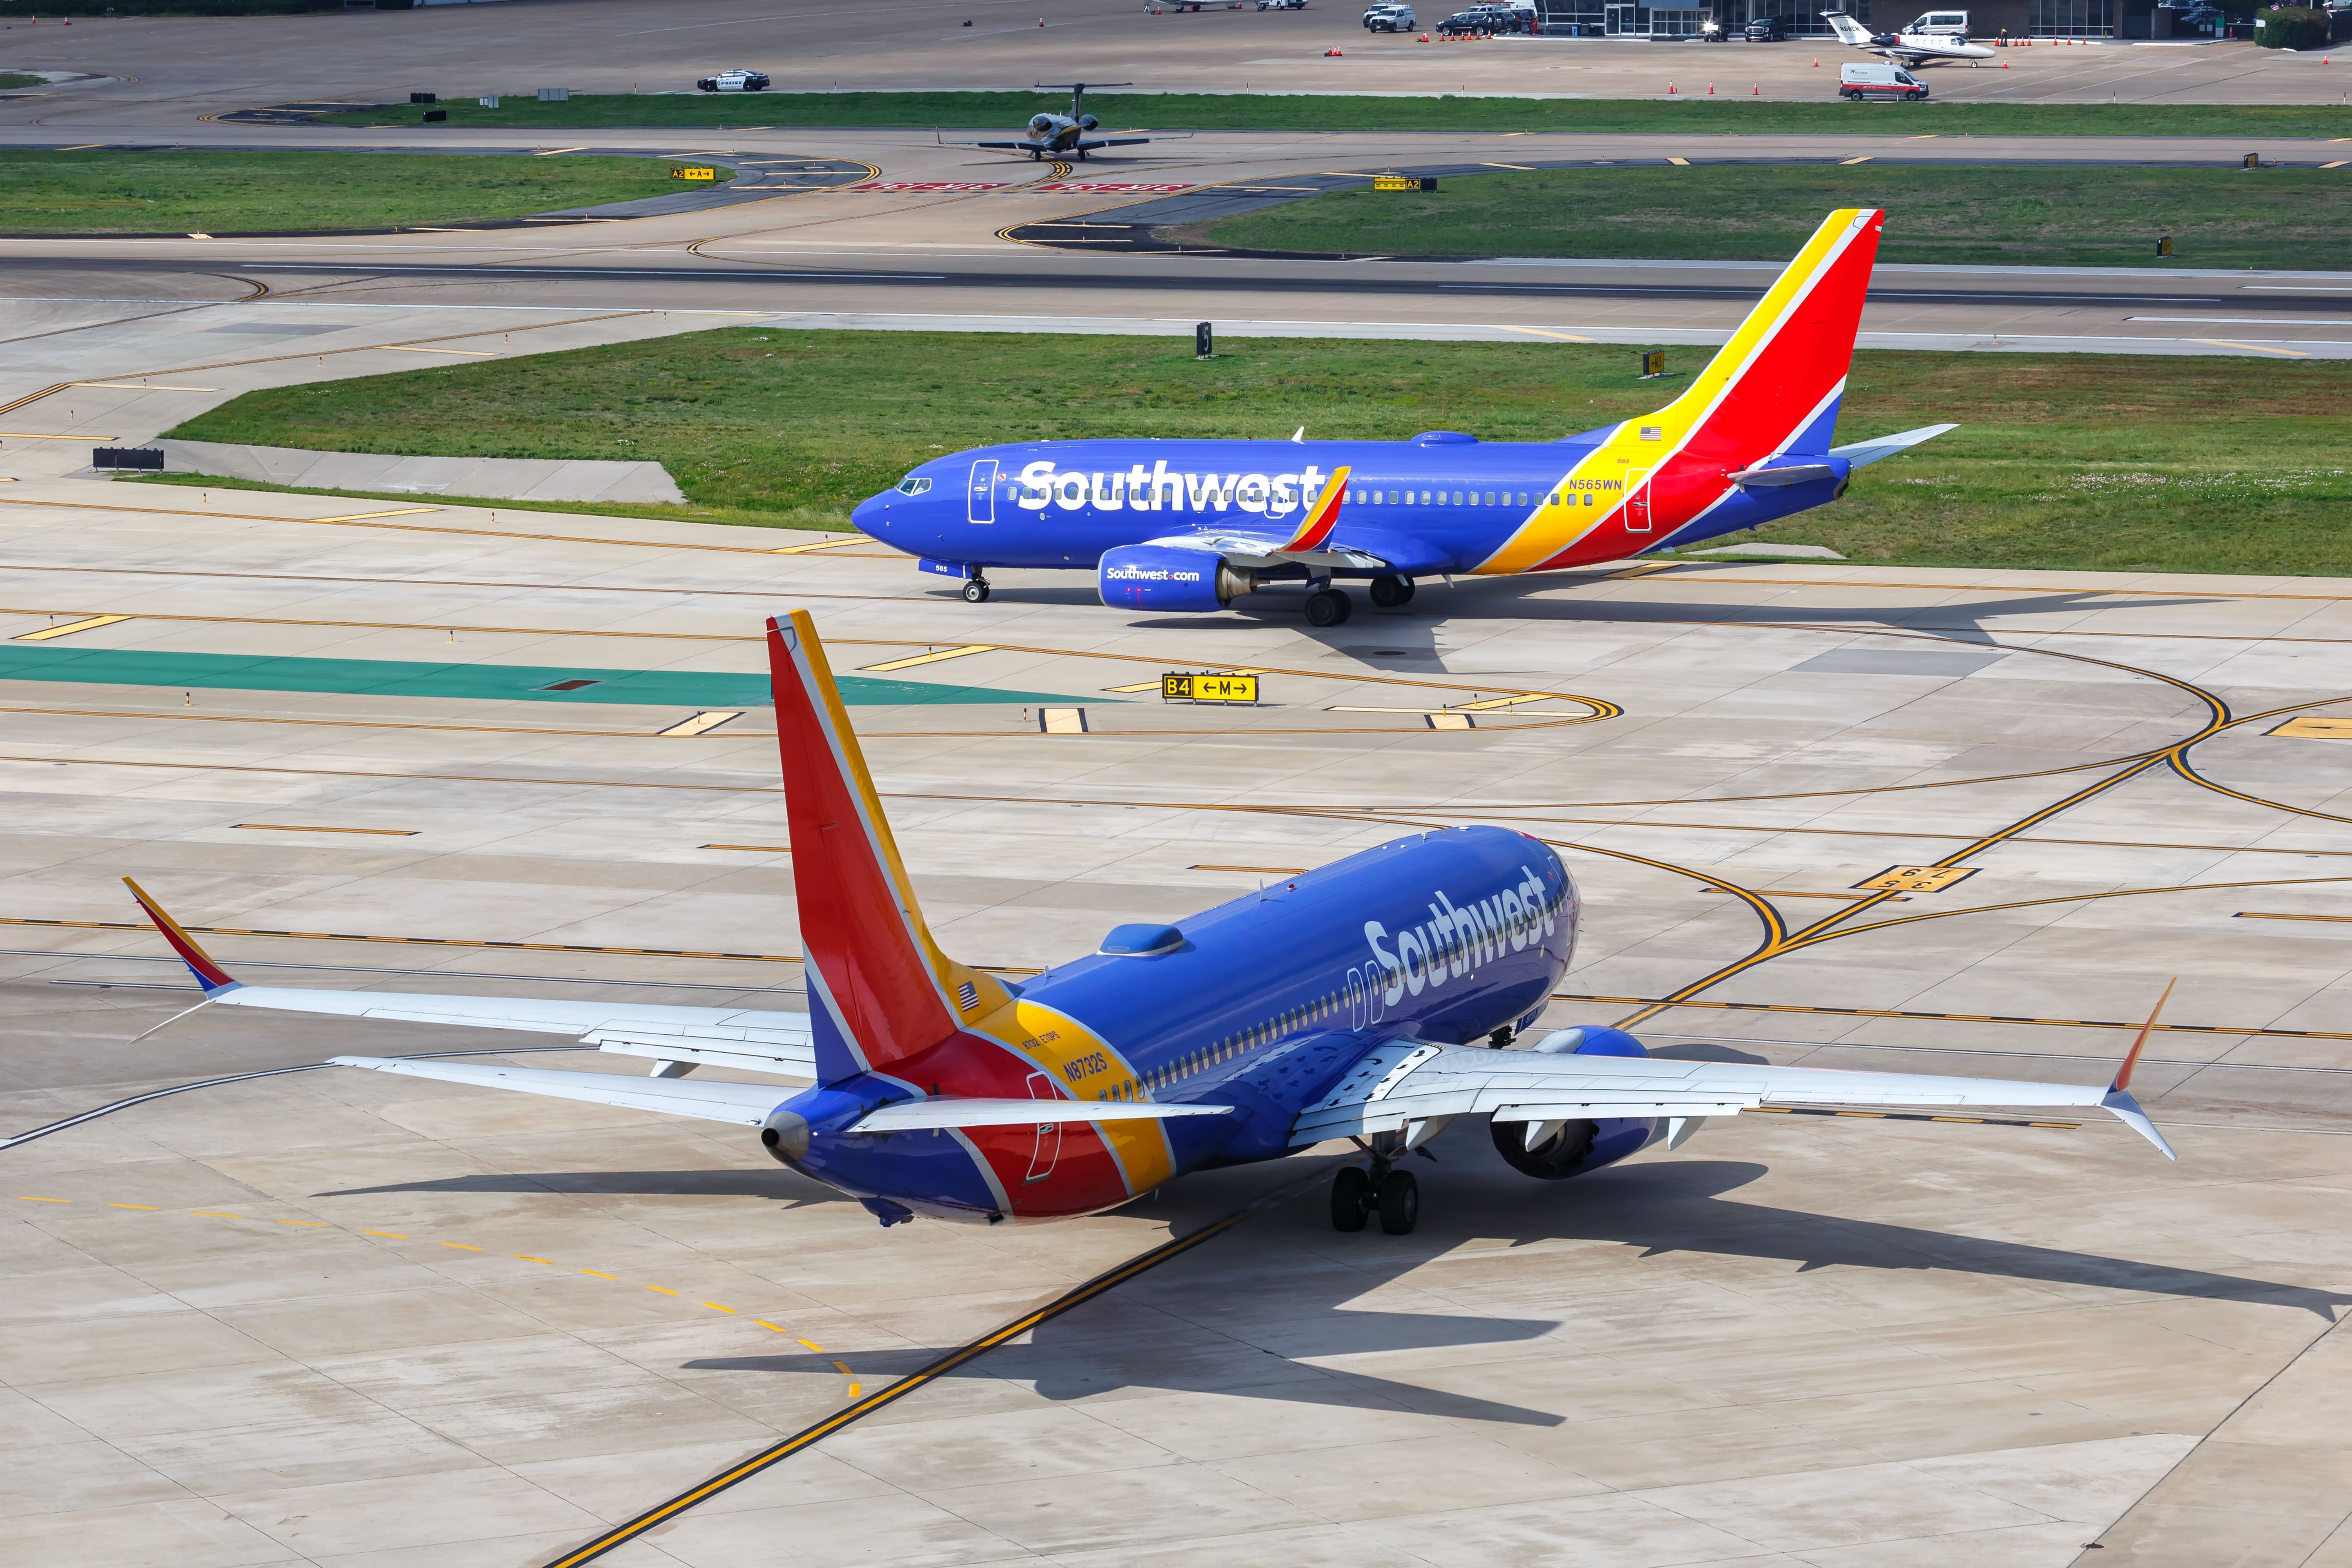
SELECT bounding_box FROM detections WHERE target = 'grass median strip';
[0,149,715,235]
[160,325,2352,575]
[1196,164,2352,270]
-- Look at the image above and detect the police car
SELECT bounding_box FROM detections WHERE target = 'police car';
[696,69,771,92]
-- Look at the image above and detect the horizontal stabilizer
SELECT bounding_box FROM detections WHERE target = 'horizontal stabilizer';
[1726,462,1840,488]
[328,1055,787,1126]
[852,1098,1233,1131]
[1829,422,1958,469]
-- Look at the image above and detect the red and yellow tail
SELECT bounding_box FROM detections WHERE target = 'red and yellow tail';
[766,611,1011,1085]
[1474,207,1883,577]
[1653,205,1881,466]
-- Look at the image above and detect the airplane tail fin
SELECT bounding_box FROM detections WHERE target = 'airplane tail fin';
[766,611,1011,1086]
[1822,10,1873,43]
[1646,206,1882,464]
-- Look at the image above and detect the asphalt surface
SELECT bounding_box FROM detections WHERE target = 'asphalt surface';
[0,124,2341,360]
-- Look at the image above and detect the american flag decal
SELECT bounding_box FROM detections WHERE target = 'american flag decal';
[958,981,979,1012]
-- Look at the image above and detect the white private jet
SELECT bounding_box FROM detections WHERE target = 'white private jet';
[1823,10,1996,64]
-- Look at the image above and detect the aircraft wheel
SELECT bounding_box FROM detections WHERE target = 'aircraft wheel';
[962,577,991,604]
[1368,574,1414,608]
[1304,588,1352,627]
[1330,1167,1371,1232]
[1376,1169,1419,1235]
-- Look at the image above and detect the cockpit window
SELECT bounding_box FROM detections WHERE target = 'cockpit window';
[896,476,933,496]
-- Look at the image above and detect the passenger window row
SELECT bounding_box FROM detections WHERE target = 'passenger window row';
[1347,488,1595,508]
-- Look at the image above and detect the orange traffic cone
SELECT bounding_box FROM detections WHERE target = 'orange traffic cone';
[1751,81,1759,93]
[1668,82,1677,93]
[1813,57,1820,65]
[1707,81,1715,94]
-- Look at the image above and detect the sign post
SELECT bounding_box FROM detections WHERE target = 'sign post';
[1639,350,1668,379]
[1195,321,1212,360]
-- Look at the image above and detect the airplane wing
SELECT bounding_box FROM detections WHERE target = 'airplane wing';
[942,139,1043,151]
[122,878,815,1080]
[329,1055,791,1125]
[1290,1029,2176,1158]
[1071,137,1164,150]
[1829,422,1958,469]
[1137,467,1410,572]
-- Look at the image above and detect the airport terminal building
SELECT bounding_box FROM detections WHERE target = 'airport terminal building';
[1536,0,2195,38]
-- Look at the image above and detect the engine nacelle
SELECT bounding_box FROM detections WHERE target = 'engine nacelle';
[1078,113,1100,130]
[1490,1026,1659,1180]
[1097,545,1253,612]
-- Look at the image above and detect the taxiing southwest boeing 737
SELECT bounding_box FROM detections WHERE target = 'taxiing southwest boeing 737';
[126,612,2175,1234]
[851,207,1954,625]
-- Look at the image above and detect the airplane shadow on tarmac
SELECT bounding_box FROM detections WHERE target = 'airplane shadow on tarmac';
[664,1136,2348,1425]
[1120,578,2221,653]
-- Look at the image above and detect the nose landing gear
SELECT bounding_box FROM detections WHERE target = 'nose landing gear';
[961,575,992,604]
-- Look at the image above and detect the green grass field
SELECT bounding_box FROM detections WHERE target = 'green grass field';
[0,149,713,234]
[320,89,2352,140]
[1196,163,2352,269]
[157,328,2352,576]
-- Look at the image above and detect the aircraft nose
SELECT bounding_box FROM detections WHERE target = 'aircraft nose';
[850,490,891,538]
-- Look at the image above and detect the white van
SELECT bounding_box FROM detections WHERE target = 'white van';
[1838,60,1930,98]
[1905,9,1970,33]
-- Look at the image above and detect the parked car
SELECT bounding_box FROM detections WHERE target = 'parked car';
[1699,16,1728,39]
[1258,0,1309,9]
[1437,7,1509,32]
[696,69,771,92]
[1363,2,1417,27]
[1744,15,1789,38]
[1838,59,1930,97]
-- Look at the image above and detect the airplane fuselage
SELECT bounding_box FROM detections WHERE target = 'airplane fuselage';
[768,826,1640,1224]
[852,430,1849,582]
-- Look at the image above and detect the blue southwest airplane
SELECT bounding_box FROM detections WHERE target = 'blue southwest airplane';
[849,207,1954,625]
[124,612,2175,1234]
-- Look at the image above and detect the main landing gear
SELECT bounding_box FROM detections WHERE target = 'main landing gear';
[1304,586,1353,627]
[1330,1141,1420,1234]
[961,575,991,604]
[1368,574,1415,609]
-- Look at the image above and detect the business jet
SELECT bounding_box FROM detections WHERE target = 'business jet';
[127,613,2177,1235]
[944,82,1165,160]
[1823,10,1998,65]
[850,207,1954,622]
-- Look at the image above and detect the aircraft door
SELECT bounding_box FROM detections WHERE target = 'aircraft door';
[968,458,999,524]
[1624,469,1653,533]
[1022,1070,1062,1184]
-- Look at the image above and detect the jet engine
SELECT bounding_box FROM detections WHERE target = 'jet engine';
[1078,114,1100,130]
[1097,545,1255,611]
[1489,1025,1662,1180]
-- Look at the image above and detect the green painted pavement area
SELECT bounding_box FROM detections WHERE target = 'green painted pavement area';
[0,646,1082,708]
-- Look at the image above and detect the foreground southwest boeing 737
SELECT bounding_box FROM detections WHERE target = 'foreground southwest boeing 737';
[850,207,1954,624]
[126,612,2174,1233]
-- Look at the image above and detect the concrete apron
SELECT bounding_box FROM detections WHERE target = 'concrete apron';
[155,439,686,505]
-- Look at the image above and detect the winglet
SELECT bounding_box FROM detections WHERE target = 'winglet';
[1278,465,1352,553]
[121,877,239,996]
[2102,1089,2178,1161]
[2110,977,2176,1094]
